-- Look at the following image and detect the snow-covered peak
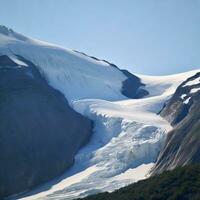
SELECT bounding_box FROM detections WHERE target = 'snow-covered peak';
[0,25,29,42]
[0,25,140,102]
[0,25,13,36]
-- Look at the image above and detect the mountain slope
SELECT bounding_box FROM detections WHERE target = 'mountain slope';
[0,55,92,198]
[153,72,200,174]
[0,25,146,199]
[0,25,199,200]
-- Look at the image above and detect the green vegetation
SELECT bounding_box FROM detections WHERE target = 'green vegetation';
[79,164,200,200]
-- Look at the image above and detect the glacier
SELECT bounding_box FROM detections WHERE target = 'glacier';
[19,71,199,200]
[0,25,199,200]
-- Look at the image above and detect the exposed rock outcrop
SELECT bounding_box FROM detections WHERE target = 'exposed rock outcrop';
[0,55,92,198]
[153,72,200,174]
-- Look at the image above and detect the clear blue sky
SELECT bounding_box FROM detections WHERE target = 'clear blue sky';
[0,0,200,75]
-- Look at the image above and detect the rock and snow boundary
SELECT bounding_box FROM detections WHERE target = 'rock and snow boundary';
[0,26,199,200]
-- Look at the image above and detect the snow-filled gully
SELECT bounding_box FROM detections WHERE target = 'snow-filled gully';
[22,99,167,200]
[20,70,200,200]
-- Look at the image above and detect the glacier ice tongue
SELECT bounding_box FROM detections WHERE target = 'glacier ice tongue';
[20,70,200,200]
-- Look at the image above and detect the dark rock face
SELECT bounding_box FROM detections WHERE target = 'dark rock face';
[153,72,200,174]
[0,55,18,66]
[0,55,92,198]
[160,72,200,125]
[121,70,149,98]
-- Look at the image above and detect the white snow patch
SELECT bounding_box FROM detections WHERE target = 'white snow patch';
[181,94,187,99]
[112,163,154,182]
[9,55,28,67]
[183,97,191,104]
[190,87,200,94]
